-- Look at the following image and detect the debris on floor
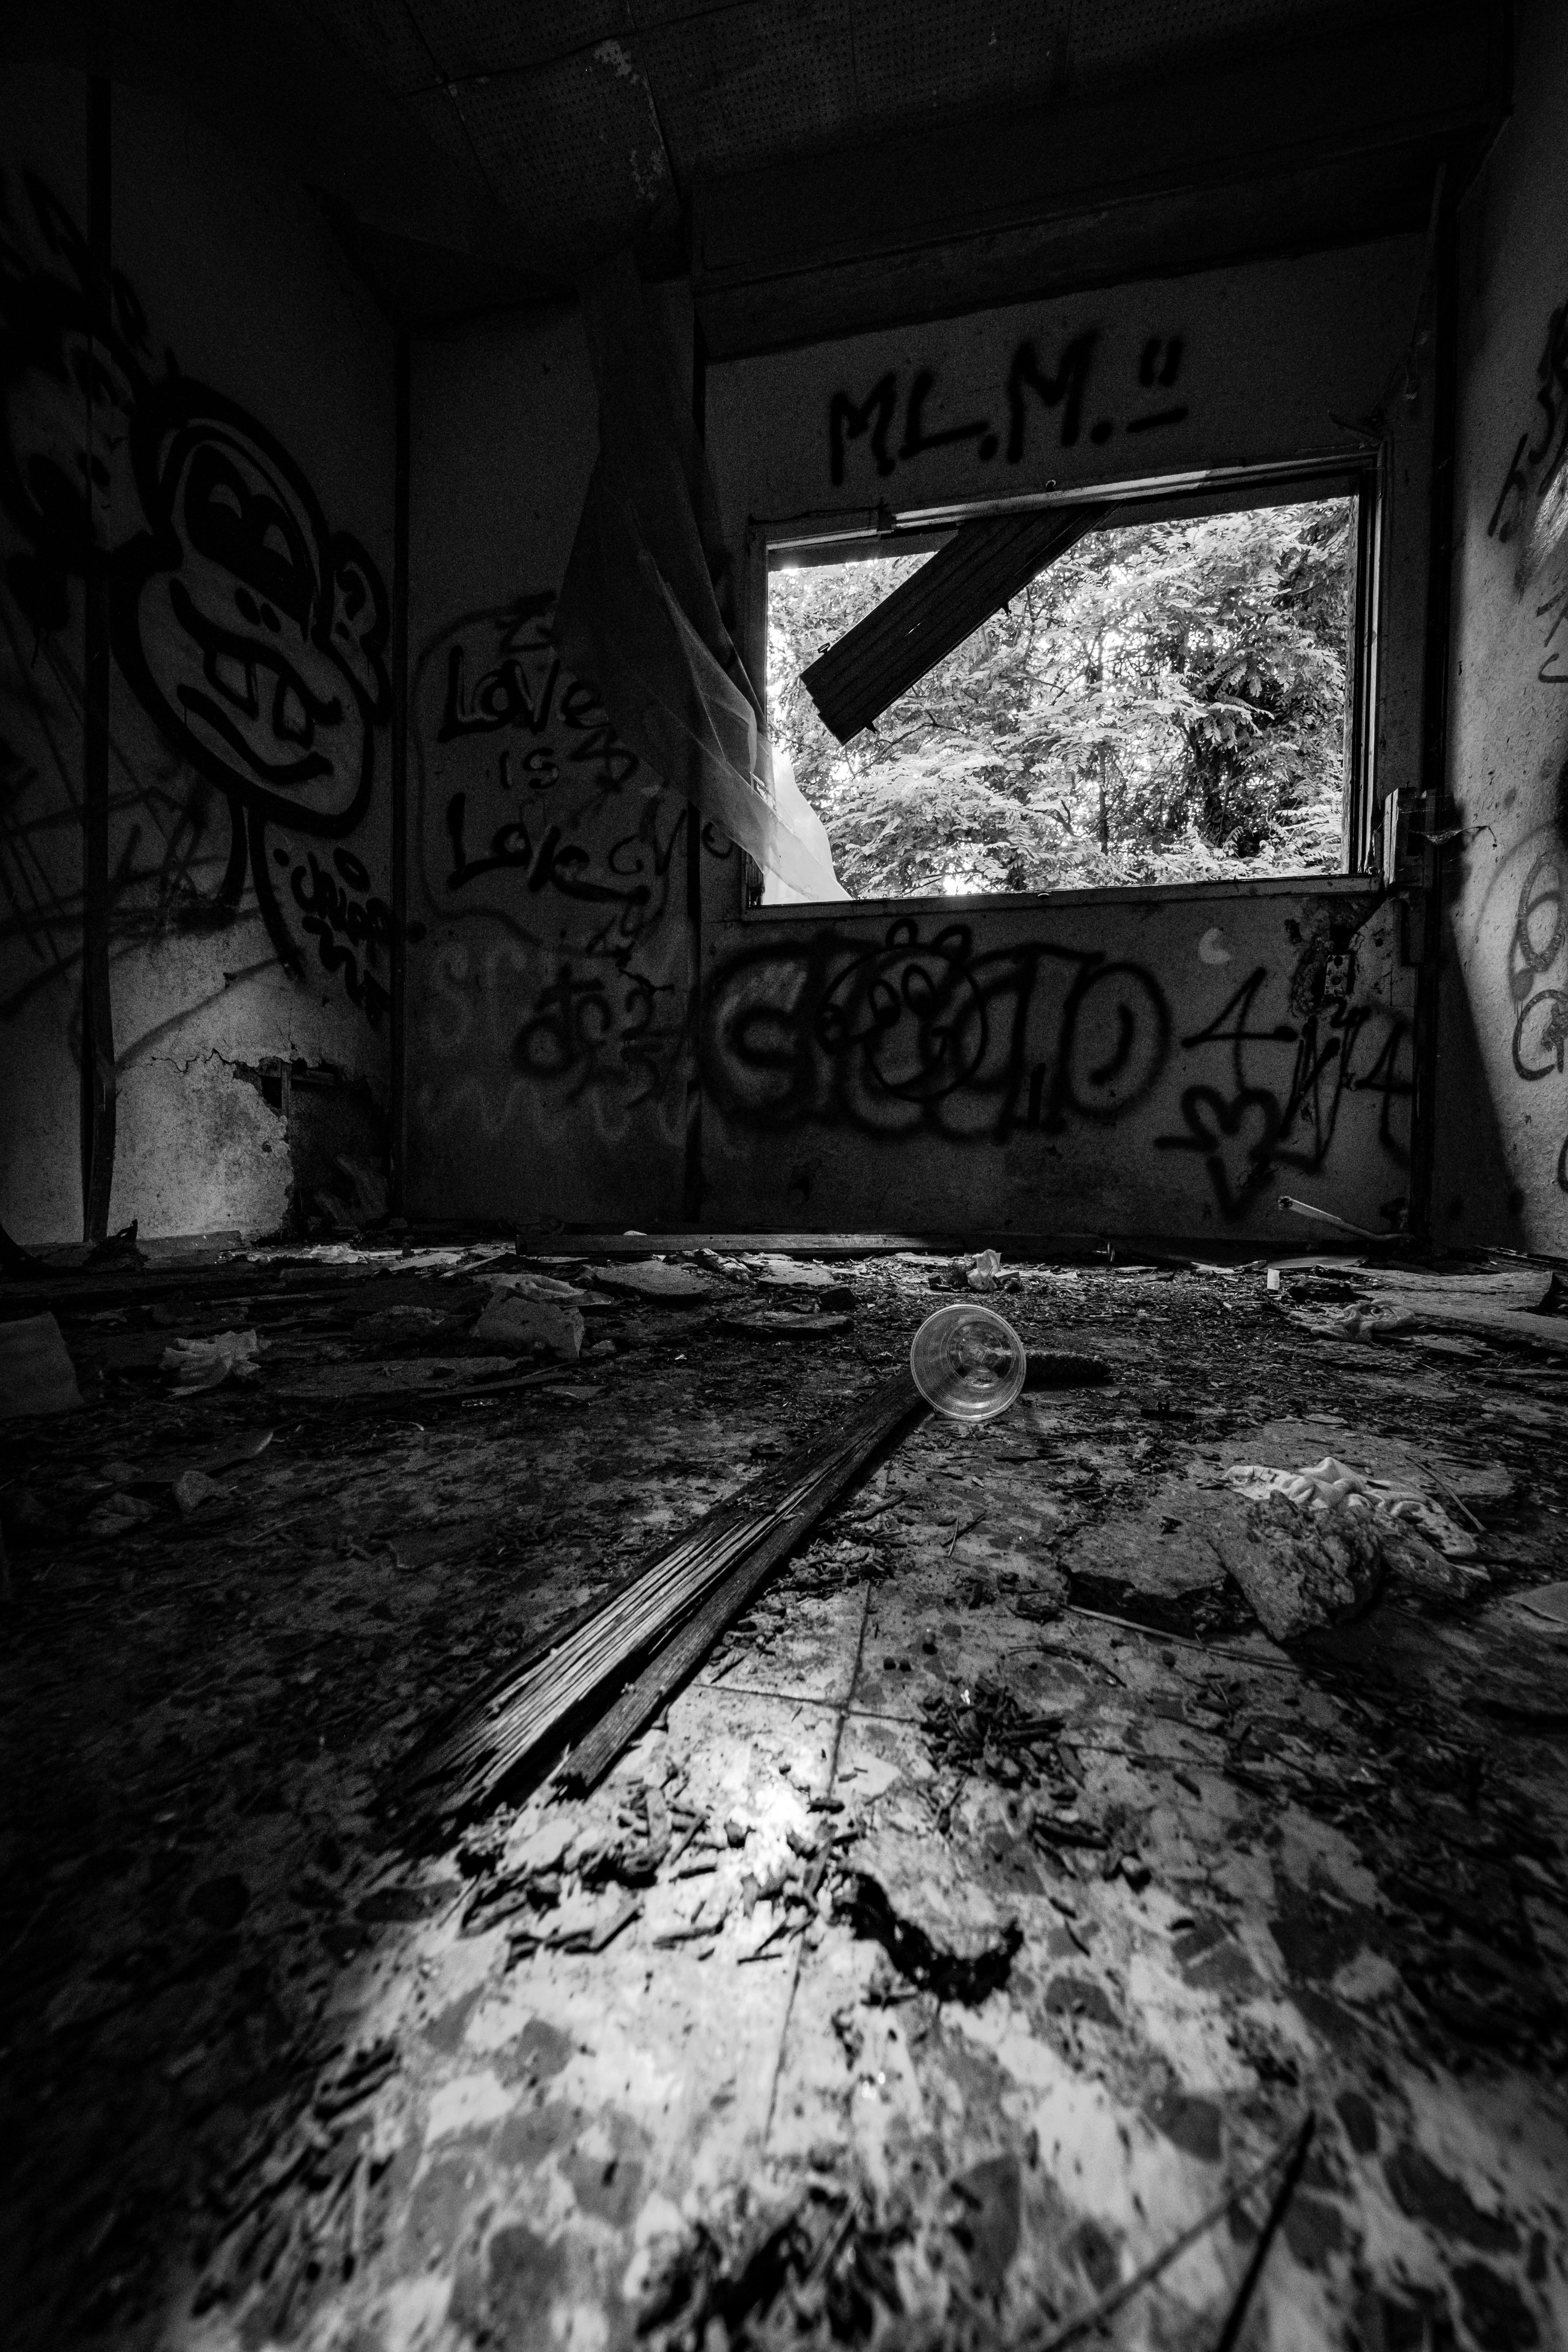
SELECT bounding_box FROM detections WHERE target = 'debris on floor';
[161,1326,262,1394]
[3,1236,1567,2352]
[0,1309,83,1416]
[1223,1454,1481,1557]
[471,1290,585,1361]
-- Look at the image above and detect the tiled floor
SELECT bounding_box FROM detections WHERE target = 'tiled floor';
[4,1247,1567,2349]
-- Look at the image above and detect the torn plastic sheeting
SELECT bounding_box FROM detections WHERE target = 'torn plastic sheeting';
[557,466,842,900]
[553,253,844,903]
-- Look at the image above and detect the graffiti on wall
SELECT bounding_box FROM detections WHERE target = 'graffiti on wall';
[1486,291,1568,689]
[1508,846,1568,1191]
[828,330,1189,487]
[702,911,1410,1223]
[412,593,703,1136]
[0,169,392,1028]
[1479,291,1568,1213]
[701,919,1167,1142]
[1152,921,1412,1219]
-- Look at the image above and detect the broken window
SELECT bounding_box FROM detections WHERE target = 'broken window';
[765,485,1367,904]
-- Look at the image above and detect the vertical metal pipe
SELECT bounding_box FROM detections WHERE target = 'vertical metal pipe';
[683,313,709,1225]
[389,331,411,1218]
[80,73,115,1243]
[1408,176,1459,1245]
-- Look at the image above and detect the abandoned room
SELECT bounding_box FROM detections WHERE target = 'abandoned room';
[4,1,1568,2346]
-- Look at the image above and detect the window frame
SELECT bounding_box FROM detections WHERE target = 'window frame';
[746,454,1384,917]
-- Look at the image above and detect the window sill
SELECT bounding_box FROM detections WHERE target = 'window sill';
[738,870,1381,925]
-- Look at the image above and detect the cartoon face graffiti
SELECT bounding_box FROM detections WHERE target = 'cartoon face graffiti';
[0,168,395,1033]
[112,381,389,836]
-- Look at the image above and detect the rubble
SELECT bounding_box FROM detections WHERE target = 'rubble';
[717,1307,854,1339]
[4,1239,1565,2352]
[594,1260,718,1304]
[1215,1490,1388,1640]
[471,1292,585,1360]
[1225,1452,1479,1556]
[0,1312,83,1416]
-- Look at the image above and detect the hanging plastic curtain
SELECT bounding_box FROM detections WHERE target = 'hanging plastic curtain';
[552,253,845,903]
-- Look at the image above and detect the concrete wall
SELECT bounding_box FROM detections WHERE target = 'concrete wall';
[0,69,394,1243]
[701,242,1436,1243]
[0,76,1450,1250]
[405,295,707,1231]
[1433,0,1568,1255]
[698,878,1411,1240]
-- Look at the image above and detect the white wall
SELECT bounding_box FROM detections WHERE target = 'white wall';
[1434,0,1568,1254]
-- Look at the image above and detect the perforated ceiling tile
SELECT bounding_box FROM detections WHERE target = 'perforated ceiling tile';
[409,0,624,81]
[316,0,445,96]
[397,83,502,179]
[1068,0,1382,80]
[626,0,763,23]
[849,0,1067,132]
[455,45,677,255]
[637,1,859,181]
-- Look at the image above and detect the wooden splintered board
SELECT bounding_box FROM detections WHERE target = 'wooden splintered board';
[409,1370,925,1816]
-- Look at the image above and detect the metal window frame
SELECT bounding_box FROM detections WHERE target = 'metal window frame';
[747,453,1382,916]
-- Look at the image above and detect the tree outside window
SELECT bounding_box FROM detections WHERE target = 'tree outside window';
[767,498,1356,900]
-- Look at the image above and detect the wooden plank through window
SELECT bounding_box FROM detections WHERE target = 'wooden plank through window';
[799,502,1110,745]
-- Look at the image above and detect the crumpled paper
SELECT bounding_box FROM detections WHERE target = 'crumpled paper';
[161,1329,262,1395]
[1223,1455,1477,1559]
[1286,1303,1418,1342]
[966,1248,1005,1291]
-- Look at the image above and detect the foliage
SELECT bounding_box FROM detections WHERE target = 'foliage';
[767,499,1355,899]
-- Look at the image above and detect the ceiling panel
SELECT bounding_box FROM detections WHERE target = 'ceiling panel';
[395,83,520,193]
[848,0,1066,135]
[635,1,859,179]
[1068,0,1390,87]
[314,0,444,96]
[410,0,624,80]
[294,0,1493,303]
[452,43,679,257]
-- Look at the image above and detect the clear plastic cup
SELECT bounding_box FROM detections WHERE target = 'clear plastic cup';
[910,1303,1027,1423]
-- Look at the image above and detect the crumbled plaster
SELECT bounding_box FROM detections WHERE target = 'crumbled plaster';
[107,1046,294,1241]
